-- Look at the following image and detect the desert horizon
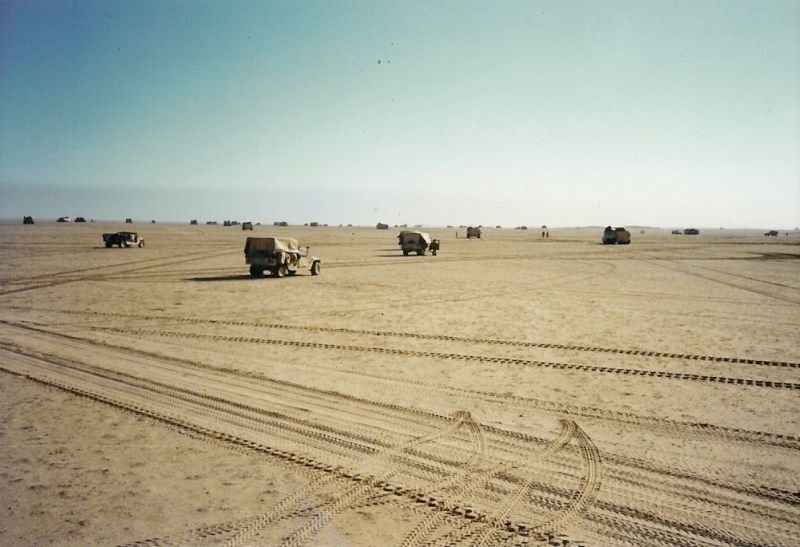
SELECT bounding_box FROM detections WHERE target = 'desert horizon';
[1,221,798,546]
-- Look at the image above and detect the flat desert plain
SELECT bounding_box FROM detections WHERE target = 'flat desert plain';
[1,221,799,547]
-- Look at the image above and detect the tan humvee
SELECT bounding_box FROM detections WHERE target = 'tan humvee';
[244,237,320,278]
[397,230,432,256]
[602,226,631,245]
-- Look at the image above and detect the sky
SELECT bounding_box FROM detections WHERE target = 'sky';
[1,1,798,228]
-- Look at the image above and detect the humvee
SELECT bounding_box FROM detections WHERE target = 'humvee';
[466,226,482,238]
[765,230,778,237]
[602,226,631,245]
[244,237,320,277]
[242,222,253,230]
[397,230,432,256]
[103,231,144,248]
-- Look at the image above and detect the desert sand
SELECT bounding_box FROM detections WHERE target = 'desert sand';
[1,220,798,547]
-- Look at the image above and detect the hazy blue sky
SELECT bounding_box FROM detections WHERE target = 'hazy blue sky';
[1,1,798,228]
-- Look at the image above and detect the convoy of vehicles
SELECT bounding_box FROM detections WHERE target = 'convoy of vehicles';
[244,237,320,278]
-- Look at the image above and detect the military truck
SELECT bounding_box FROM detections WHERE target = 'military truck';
[397,230,432,256]
[765,230,778,237]
[242,222,253,230]
[602,226,631,245]
[103,231,144,248]
[683,228,699,235]
[244,237,320,278]
[466,227,482,238]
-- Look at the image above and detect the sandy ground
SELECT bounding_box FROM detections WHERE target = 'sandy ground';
[1,220,799,547]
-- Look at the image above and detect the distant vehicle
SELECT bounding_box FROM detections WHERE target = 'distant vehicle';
[23,216,34,225]
[515,226,528,230]
[602,226,631,245]
[671,230,681,235]
[75,217,86,223]
[376,223,389,230]
[683,228,699,235]
[125,218,133,224]
[242,222,253,230]
[244,237,320,278]
[466,227,482,239]
[274,221,288,226]
[224,220,232,226]
[765,230,778,237]
[190,219,198,225]
[398,230,432,256]
[103,231,144,248]
[57,216,71,222]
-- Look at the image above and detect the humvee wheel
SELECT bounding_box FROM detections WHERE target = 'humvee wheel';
[403,250,409,256]
[138,240,145,247]
[417,249,424,256]
[105,240,113,248]
[276,265,287,278]
[311,261,320,276]
[119,240,128,248]
[249,265,263,277]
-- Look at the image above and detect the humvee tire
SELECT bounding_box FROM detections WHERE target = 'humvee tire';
[276,265,287,278]
[120,239,128,248]
[311,261,320,276]
[105,240,113,248]
[416,249,424,256]
[249,265,264,277]
[138,240,145,247]
[403,250,409,256]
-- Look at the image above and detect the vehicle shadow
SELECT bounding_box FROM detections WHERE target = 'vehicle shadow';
[187,274,255,282]
[374,253,427,258]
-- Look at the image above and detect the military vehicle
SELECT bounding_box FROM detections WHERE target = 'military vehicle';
[466,227,482,238]
[244,237,320,278]
[602,226,631,245]
[397,230,432,256]
[23,216,34,225]
[103,231,144,248]
[765,230,778,237]
[242,222,253,230]
[683,228,699,235]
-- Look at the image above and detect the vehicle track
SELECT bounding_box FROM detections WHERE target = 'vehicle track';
[8,306,796,369]
[0,346,593,546]
[2,330,798,546]
[88,325,800,391]
[4,319,797,453]
[633,254,800,305]
[0,249,238,296]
